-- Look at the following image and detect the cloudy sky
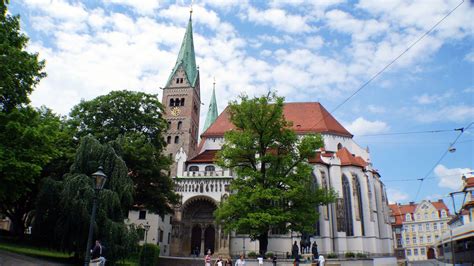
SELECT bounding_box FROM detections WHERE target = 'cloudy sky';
[9,0,474,208]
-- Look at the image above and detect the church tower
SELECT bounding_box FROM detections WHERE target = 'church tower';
[162,11,200,177]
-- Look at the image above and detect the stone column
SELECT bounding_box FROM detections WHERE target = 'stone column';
[200,224,205,256]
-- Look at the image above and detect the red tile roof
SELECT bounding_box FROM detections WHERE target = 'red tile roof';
[187,150,219,163]
[308,152,329,164]
[464,177,474,189]
[201,102,352,138]
[336,147,368,167]
[389,201,450,225]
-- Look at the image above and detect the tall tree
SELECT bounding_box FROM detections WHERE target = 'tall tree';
[0,0,46,112]
[34,136,137,263]
[0,106,66,235]
[214,93,336,255]
[69,90,179,216]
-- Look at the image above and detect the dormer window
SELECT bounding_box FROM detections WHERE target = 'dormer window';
[205,165,215,172]
[406,213,411,221]
[441,210,447,217]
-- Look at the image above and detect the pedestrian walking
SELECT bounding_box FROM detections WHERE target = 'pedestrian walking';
[205,250,212,266]
[235,254,246,266]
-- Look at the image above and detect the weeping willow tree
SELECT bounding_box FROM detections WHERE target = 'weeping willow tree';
[33,135,138,262]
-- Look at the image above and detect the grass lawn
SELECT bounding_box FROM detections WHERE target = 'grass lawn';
[0,241,74,263]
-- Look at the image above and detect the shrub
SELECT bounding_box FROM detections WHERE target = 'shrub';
[138,244,160,266]
[345,252,355,258]
[247,251,257,258]
[356,252,368,258]
[265,252,274,259]
[327,253,337,259]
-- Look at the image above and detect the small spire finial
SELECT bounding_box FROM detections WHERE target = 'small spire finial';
[189,0,193,17]
[213,77,216,89]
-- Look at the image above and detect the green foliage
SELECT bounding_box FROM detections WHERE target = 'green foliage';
[247,251,257,258]
[0,107,67,235]
[265,252,274,258]
[138,243,160,266]
[327,253,337,259]
[33,136,136,263]
[0,1,46,112]
[69,90,167,147]
[345,252,355,258]
[69,90,179,216]
[214,93,336,254]
[356,252,368,258]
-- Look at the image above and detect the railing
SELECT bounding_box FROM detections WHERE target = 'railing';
[174,177,233,193]
[180,170,233,177]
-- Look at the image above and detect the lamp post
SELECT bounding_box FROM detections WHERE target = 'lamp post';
[84,166,107,266]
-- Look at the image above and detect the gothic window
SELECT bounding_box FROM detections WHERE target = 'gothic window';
[366,176,375,221]
[342,175,354,236]
[189,166,199,172]
[177,121,182,130]
[337,143,343,150]
[175,98,180,106]
[167,136,171,144]
[353,175,365,236]
[181,98,185,106]
[174,136,179,144]
[320,171,329,220]
[205,165,215,172]
[167,121,171,128]
[170,98,175,106]
[311,172,320,236]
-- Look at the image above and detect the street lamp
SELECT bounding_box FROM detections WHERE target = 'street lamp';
[84,166,107,266]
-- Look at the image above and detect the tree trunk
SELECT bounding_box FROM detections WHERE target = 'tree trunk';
[8,211,25,237]
[258,231,269,257]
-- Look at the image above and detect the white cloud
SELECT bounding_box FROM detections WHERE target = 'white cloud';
[413,92,452,105]
[367,105,385,114]
[345,117,390,136]
[104,0,160,15]
[435,164,473,190]
[387,188,409,204]
[244,7,312,33]
[414,105,474,123]
[465,51,474,62]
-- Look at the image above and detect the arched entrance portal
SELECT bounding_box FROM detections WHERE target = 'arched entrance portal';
[182,197,217,255]
[204,225,215,254]
[427,247,435,259]
[191,225,201,255]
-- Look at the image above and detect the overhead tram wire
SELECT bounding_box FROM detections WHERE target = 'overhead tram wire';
[309,0,465,129]
[357,128,466,137]
[383,172,474,183]
[413,122,473,201]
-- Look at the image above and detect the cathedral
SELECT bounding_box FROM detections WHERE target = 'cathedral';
[129,11,394,259]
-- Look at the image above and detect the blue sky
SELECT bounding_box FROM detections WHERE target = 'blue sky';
[9,0,474,210]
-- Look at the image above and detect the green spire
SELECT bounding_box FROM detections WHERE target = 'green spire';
[203,79,218,132]
[166,13,197,87]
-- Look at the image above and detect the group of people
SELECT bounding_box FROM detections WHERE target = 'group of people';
[90,240,106,266]
[204,250,245,266]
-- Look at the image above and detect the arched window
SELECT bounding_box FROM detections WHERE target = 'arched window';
[189,166,199,172]
[312,172,320,236]
[166,136,171,144]
[177,121,182,130]
[175,98,180,106]
[180,98,185,106]
[441,210,447,217]
[174,136,179,144]
[205,165,215,172]
[342,175,354,236]
[169,98,174,106]
[353,175,365,236]
[431,212,436,219]
[406,213,411,221]
[168,153,173,159]
[337,143,343,150]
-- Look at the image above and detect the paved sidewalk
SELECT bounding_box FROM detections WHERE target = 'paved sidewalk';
[0,249,65,266]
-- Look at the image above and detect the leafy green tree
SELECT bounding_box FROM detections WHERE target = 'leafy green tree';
[214,93,336,255]
[0,0,46,112]
[34,135,136,263]
[70,90,179,216]
[0,107,65,235]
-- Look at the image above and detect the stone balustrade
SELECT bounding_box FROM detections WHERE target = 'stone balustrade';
[174,176,233,194]
[180,169,233,177]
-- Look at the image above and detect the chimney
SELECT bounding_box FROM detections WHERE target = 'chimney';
[438,199,443,203]
[409,201,415,205]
